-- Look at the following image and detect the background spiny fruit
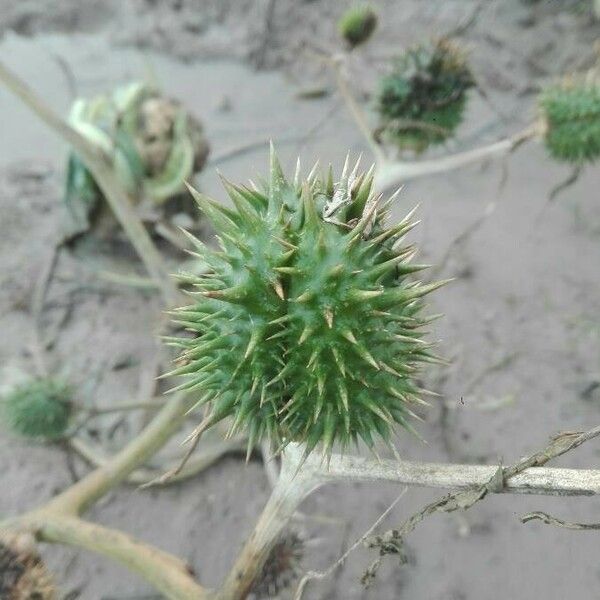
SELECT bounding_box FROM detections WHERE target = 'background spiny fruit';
[166,147,445,459]
[539,70,600,165]
[337,5,378,49]
[376,38,474,153]
[1,379,72,441]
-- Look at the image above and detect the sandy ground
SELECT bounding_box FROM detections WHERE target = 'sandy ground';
[1,1,600,599]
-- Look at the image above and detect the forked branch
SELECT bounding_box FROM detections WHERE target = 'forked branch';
[217,426,600,600]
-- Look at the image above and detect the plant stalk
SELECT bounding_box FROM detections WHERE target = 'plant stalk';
[330,55,386,163]
[216,445,322,600]
[45,392,194,515]
[18,513,207,600]
[374,122,542,192]
[321,455,600,496]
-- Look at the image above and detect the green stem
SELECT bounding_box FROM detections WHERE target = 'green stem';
[45,392,194,515]
[374,122,542,192]
[19,513,208,600]
[215,445,322,600]
[330,55,386,163]
[69,435,247,486]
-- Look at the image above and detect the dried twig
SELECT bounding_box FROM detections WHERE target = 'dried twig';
[360,426,600,582]
[29,242,62,376]
[139,429,203,489]
[293,489,407,600]
[328,54,386,162]
[521,511,600,531]
[548,165,583,202]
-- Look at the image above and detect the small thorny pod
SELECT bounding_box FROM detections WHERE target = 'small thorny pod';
[376,38,475,153]
[337,5,378,49]
[1,378,72,441]
[166,147,446,460]
[539,69,600,166]
[0,530,57,599]
[64,81,210,233]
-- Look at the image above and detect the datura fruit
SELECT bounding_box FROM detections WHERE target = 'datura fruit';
[338,5,378,49]
[376,38,474,153]
[539,70,600,165]
[1,378,72,441]
[166,147,445,459]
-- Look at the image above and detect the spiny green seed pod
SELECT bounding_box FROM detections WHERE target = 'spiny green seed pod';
[1,379,72,441]
[338,5,378,49]
[166,147,445,458]
[0,530,57,599]
[539,72,600,165]
[251,530,304,598]
[376,38,474,153]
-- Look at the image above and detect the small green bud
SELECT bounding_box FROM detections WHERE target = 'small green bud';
[338,5,378,49]
[1,379,72,441]
[376,38,474,153]
[539,73,600,165]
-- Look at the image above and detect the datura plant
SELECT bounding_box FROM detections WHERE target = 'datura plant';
[376,38,475,153]
[1,378,72,441]
[166,147,445,460]
[539,70,600,165]
[337,5,378,49]
[64,81,209,230]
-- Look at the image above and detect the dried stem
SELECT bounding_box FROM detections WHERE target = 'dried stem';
[0,60,181,306]
[325,50,543,193]
[355,426,600,581]
[2,391,211,599]
[218,427,600,599]
[521,511,600,530]
[321,457,600,495]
